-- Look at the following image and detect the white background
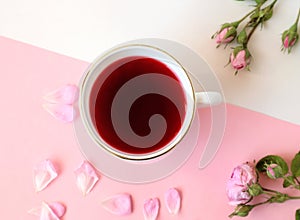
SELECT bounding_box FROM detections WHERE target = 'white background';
[1,0,300,124]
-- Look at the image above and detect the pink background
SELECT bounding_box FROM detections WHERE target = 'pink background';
[1,36,300,219]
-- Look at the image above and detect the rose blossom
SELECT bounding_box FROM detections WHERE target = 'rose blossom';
[226,163,257,206]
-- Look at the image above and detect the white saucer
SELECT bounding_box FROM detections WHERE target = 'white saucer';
[73,38,226,183]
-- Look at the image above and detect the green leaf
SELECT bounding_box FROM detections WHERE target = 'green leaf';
[296,209,300,220]
[291,152,300,177]
[283,175,295,188]
[256,155,289,175]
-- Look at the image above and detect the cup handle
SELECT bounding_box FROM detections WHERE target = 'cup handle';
[195,91,222,108]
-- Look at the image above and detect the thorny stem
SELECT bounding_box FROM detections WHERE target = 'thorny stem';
[236,0,268,24]
[245,193,300,213]
[245,0,278,46]
[269,0,278,9]
[295,8,300,26]
[261,187,278,194]
[252,198,273,207]
[245,21,260,45]
[236,7,260,24]
[295,177,300,185]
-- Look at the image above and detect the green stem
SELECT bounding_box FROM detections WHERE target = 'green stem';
[262,190,276,197]
[253,198,273,207]
[230,182,300,217]
[244,0,277,46]
[250,194,300,209]
[245,21,260,45]
[294,177,300,185]
[236,8,259,24]
[269,0,277,9]
[235,0,268,25]
[229,193,300,217]
[261,187,278,194]
[295,8,300,26]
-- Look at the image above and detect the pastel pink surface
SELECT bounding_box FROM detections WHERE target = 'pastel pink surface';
[1,36,300,219]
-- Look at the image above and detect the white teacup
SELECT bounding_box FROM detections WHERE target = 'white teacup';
[79,44,221,161]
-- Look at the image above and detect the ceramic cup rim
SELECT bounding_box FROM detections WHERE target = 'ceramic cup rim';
[78,43,197,161]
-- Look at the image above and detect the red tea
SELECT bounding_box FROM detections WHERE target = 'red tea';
[90,56,186,155]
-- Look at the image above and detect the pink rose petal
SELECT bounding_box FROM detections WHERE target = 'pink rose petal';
[48,202,66,218]
[284,36,290,48]
[28,201,66,220]
[102,193,132,216]
[284,36,296,49]
[34,159,58,192]
[43,84,78,105]
[74,161,99,196]
[43,103,75,123]
[226,182,250,206]
[165,188,181,215]
[143,198,160,220]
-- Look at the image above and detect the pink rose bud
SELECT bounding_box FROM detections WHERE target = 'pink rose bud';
[283,36,296,48]
[215,27,236,44]
[266,164,283,179]
[282,34,298,53]
[281,22,299,53]
[266,166,276,178]
[226,163,257,206]
[230,46,251,74]
[212,22,238,47]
